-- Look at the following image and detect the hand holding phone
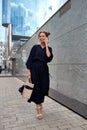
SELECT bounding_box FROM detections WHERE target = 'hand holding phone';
[44,37,49,46]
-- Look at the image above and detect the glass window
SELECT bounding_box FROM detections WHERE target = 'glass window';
[2,0,68,36]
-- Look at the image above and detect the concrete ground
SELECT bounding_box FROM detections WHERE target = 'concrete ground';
[0,77,87,130]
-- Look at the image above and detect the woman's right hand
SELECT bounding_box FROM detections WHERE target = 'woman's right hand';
[27,69,31,78]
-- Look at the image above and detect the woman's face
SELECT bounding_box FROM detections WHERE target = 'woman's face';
[39,32,46,43]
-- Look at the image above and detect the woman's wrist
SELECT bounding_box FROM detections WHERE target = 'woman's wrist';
[45,43,48,48]
[27,69,31,77]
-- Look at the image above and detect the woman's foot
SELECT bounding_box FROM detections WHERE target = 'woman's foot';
[36,114,43,120]
[36,104,43,120]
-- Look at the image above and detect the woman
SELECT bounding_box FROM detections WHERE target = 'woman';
[26,31,53,120]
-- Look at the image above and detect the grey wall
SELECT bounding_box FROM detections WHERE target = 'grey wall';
[15,0,87,118]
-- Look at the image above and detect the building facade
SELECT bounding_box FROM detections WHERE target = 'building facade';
[2,0,30,36]
[0,42,6,66]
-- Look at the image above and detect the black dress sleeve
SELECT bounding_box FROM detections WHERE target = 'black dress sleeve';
[26,45,36,69]
[46,47,53,62]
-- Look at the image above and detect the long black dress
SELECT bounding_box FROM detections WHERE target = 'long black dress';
[26,44,53,104]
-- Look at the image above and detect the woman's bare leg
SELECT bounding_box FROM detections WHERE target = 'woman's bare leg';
[36,104,43,119]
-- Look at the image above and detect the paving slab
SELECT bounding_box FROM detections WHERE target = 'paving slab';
[0,77,87,130]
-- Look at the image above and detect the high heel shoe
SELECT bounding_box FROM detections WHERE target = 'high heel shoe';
[36,114,43,120]
[36,106,43,120]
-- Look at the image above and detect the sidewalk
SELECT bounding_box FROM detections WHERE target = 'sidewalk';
[0,77,87,130]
